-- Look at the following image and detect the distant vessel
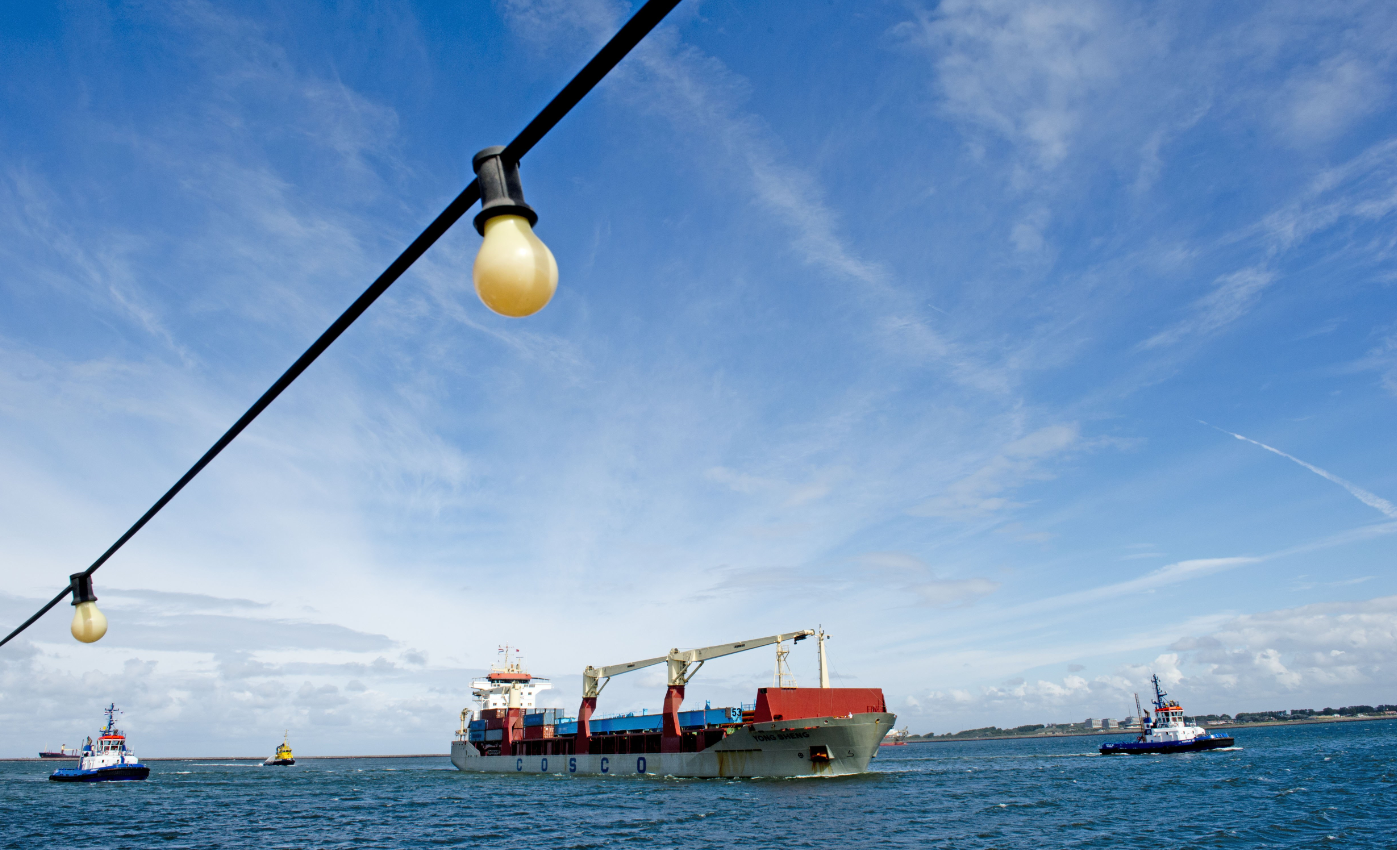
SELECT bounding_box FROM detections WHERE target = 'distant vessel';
[881,727,910,746]
[49,704,150,782]
[451,631,895,778]
[39,745,80,759]
[1100,676,1234,755]
[264,731,295,766]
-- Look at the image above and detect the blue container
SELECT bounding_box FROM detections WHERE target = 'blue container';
[679,707,741,727]
[524,708,560,727]
[468,719,488,731]
[552,709,736,736]
[467,730,485,742]
[590,713,663,734]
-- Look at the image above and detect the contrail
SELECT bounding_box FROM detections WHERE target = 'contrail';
[1204,422,1397,519]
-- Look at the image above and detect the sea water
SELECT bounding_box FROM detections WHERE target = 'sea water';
[3,719,1394,848]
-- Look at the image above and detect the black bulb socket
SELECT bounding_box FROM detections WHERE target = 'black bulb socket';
[472,147,538,235]
[70,573,98,606]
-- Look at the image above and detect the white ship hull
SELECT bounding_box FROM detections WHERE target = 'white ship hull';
[451,712,894,778]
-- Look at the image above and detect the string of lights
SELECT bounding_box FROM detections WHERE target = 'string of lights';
[1,0,685,650]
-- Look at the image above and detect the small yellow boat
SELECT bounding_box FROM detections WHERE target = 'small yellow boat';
[263,731,295,766]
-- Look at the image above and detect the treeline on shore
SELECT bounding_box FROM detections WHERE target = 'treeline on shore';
[1218,705,1397,724]
[909,704,1397,741]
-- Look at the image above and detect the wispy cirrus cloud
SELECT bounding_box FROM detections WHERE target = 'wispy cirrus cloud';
[897,0,1162,171]
[1277,53,1389,146]
[1139,267,1276,349]
[910,423,1080,521]
[498,0,881,287]
[704,550,1000,609]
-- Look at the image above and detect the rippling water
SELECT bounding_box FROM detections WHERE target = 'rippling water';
[3,719,1394,848]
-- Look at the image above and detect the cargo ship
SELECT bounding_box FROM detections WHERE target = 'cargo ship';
[451,630,895,778]
[1100,675,1234,755]
[39,745,80,759]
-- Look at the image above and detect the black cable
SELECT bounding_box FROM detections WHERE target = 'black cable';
[1,0,685,650]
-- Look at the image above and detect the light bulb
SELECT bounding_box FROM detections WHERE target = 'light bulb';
[71,601,107,643]
[473,214,558,318]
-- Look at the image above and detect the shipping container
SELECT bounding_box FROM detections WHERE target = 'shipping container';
[523,708,561,727]
[679,707,742,728]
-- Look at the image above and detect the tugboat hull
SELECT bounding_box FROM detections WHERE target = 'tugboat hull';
[1100,735,1234,755]
[263,758,296,766]
[49,764,150,782]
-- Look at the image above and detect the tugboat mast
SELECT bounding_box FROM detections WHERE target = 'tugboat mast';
[1151,674,1169,712]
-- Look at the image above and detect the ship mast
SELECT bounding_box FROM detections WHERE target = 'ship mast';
[774,639,797,688]
[817,627,830,689]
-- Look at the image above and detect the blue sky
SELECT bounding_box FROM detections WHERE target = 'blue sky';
[1,0,1395,755]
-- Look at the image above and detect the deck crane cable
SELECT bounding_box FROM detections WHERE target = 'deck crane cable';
[0,0,686,650]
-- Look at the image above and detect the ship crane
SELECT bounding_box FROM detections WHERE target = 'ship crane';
[582,655,668,699]
[577,629,816,754]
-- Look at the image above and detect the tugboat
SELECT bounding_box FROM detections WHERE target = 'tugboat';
[263,732,295,766]
[1100,676,1234,755]
[49,704,150,782]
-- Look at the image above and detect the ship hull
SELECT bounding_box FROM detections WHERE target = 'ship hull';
[49,764,150,782]
[263,759,296,766]
[451,713,894,778]
[1100,735,1234,755]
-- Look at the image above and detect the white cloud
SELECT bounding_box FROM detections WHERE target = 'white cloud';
[703,551,1000,610]
[911,423,1080,520]
[912,577,1001,607]
[908,594,1397,732]
[1352,324,1397,396]
[897,0,1161,171]
[704,466,834,507]
[1279,54,1388,145]
[1172,595,1397,699]
[1256,137,1397,253]
[0,587,473,756]
[1140,266,1276,349]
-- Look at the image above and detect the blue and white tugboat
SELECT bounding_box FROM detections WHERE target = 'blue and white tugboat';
[49,704,150,782]
[1100,676,1234,755]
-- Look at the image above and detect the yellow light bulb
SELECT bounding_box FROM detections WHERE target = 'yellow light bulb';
[473,214,558,318]
[71,601,107,643]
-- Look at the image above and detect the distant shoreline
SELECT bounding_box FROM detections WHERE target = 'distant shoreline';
[0,754,449,763]
[902,714,1394,744]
